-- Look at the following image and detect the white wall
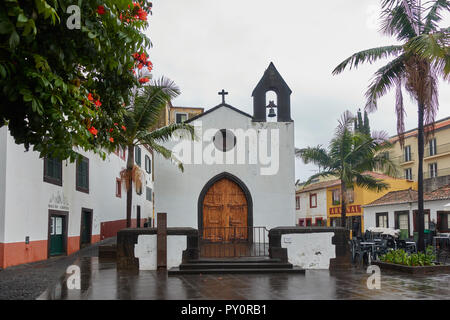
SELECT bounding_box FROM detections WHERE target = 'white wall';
[363,200,450,236]
[0,127,7,243]
[154,106,296,230]
[134,234,186,270]
[0,127,153,244]
[281,233,336,269]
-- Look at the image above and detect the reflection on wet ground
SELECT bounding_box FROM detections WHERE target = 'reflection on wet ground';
[38,257,450,300]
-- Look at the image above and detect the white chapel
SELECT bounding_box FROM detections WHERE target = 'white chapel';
[154,63,296,232]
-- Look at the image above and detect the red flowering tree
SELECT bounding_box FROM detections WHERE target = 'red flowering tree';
[0,0,153,161]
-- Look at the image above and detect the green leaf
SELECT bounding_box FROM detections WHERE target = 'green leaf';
[17,13,28,23]
[8,30,19,48]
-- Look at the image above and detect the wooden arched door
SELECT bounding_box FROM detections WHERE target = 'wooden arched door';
[202,178,248,242]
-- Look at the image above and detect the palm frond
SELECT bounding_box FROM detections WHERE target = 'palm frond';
[140,122,195,145]
[423,0,450,33]
[146,139,185,172]
[332,45,403,75]
[380,0,419,40]
[296,146,333,169]
[301,170,338,187]
[354,172,390,192]
[365,54,406,112]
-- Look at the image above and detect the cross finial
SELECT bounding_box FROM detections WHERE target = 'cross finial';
[218,89,228,104]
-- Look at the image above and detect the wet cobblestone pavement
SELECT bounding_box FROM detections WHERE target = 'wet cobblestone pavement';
[38,255,450,300]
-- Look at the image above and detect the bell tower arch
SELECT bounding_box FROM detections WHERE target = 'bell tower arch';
[252,62,292,122]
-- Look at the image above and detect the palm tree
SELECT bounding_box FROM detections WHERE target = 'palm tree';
[117,77,195,228]
[332,0,449,251]
[296,111,398,230]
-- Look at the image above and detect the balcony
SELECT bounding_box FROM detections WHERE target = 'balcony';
[425,142,450,159]
[424,167,450,179]
[391,153,414,165]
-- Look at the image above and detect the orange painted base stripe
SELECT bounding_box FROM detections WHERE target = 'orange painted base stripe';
[0,234,101,269]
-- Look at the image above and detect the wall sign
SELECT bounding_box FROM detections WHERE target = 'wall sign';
[48,191,70,211]
[329,205,361,215]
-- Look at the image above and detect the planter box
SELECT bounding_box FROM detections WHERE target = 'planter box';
[372,261,450,274]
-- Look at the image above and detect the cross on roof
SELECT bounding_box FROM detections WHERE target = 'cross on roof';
[218,89,228,104]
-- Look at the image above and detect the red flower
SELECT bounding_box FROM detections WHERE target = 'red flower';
[109,128,114,132]
[88,127,98,136]
[114,123,118,126]
[132,52,140,59]
[97,5,106,15]
[137,63,143,70]
[109,137,114,143]
[139,77,149,84]
[94,100,102,109]
[138,8,147,21]
[87,93,94,101]
[121,125,126,131]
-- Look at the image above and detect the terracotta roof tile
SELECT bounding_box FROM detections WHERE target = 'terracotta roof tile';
[365,184,450,207]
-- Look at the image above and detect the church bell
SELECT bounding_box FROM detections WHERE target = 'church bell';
[267,100,277,118]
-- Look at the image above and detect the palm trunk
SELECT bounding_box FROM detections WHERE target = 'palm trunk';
[126,145,134,228]
[340,183,347,230]
[417,103,425,252]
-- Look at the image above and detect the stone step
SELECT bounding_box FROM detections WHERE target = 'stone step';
[179,262,293,270]
[168,267,305,275]
[186,258,281,264]
[98,244,117,259]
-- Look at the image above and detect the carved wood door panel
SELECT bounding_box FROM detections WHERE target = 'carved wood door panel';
[203,178,248,241]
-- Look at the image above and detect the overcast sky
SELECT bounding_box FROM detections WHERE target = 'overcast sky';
[146,0,450,181]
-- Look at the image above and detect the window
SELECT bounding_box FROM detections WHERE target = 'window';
[315,217,324,226]
[298,218,305,226]
[295,196,300,210]
[76,156,89,193]
[145,155,151,174]
[119,146,126,160]
[309,193,317,208]
[135,146,142,166]
[404,145,412,162]
[429,163,438,178]
[405,168,413,180]
[376,212,389,228]
[116,178,121,198]
[213,129,236,152]
[429,138,437,156]
[146,187,152,201]
[332,189,340,205]
[44,157,62,186]
[136,183,142,195]
[346,188,354,203]
[413,210,430,231]
[305,218,312,226]
[175,113,188,123]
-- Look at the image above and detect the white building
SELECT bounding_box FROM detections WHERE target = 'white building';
[363,185,450,238]
[0,126,154,269]
[154,63,296,235]
[295,180,338,226]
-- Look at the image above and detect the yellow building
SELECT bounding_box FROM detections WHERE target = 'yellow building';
[326,172,417,235]
[387,116,450,186]
[153,101,204,129]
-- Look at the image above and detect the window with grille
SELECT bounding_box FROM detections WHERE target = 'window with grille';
[145,155,151,174]
[376,212,388,228]
[404,145,411,162]
[429,138,437,156]
[429,163,438,178]
[175,113,188,123]
[405,168,412,180]
[135,146,142,166]
[44,157,62,186]
[76,156,89,193]
[295,196,300,210]
[146,187,152,201]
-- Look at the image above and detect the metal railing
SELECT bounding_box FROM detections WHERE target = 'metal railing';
[199,226,269,258]
[425,142,450,158]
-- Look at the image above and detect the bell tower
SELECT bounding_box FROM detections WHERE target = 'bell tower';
[252,62,292,122]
